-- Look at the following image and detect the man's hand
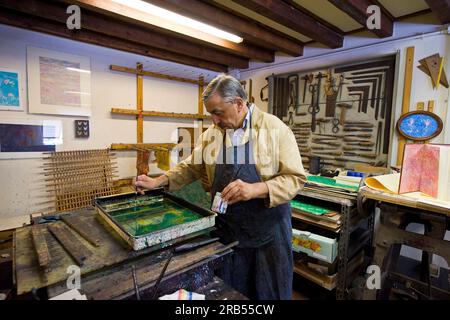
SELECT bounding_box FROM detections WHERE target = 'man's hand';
[221,179,269,205]
[133,175,168,195]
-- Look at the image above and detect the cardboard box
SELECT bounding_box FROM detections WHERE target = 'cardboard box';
[292,229,338,263]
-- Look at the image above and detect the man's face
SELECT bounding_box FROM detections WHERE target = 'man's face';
[205,93,245,130]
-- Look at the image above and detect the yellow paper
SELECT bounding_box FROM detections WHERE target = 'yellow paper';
[155,150,170,171]
[365,173,400,194]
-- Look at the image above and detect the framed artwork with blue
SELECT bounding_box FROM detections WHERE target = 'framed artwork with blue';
[0,68,23,111]
[396,110,443,141]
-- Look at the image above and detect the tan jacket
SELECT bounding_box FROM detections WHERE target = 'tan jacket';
[165,105,307,208]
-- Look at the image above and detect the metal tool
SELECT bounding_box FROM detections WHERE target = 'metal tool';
[343,128,373,132]
[331,117,340,133]
[336,103,352,125]
[308,73,325,132]
[131,265,141,300]
[376,121,383,154]
[301,74,312,103]
[344,152,377,159]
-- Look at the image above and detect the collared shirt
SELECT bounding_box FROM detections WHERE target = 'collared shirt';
[231,104,253,146]
[165,105,307,208]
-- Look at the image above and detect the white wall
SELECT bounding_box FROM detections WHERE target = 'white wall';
[0,24,215,218]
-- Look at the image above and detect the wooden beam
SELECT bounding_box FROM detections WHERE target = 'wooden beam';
[0,7,228,72]
[0,0,248,69]
[67,0,275,62]
[111,108,211,120]
[110,65,201,85]
[111,143,176,150]
[136,63,144,144]
[238,0,344,48]
[328,0,393,37]
[424,0,450,24]
[147,0,304,56]
[283,0,345,35]
[397,47,415,166]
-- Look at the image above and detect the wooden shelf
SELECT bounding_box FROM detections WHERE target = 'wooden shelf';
[111,108,211,120]
[292,209,341,233]
[293,261,337,291]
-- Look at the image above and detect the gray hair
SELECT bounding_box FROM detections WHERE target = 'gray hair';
[202,74,247,103]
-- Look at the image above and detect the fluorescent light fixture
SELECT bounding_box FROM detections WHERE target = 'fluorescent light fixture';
[66,67,91,74]
[111,0,243,43]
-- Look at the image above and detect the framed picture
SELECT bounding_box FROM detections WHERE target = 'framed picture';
[0,119,63,159]
[0,68,23,111]
[27,46,91,116]
[396,110,443,141]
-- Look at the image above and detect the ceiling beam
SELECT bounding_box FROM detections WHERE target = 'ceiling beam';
[283,0,345,35]
[0,0,248,69]
[237,0,344,48]
[65,0,275,62]
[328,0,393,37]
[0,7,228,72]
[424,0,450,24]
[146,0,304,57]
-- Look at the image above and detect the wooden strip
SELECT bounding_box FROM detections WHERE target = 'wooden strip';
[110,65,201,85]
[136,63,144,144]
[47,224,92,266]
[111,143,176,150]
[61,215,101,247]
[111,108,211,119]
[397,46,414,166]
[197,75,204,141]
[31,226,51,271]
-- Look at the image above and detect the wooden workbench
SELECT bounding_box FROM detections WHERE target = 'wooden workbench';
[359,186,450,299]
[359,186,450,216]
[13,208,238,299]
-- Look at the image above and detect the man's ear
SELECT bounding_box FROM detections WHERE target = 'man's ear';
[235,97,245,112]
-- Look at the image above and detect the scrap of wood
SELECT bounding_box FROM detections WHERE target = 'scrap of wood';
[61,215,101,247]
[47,224,92,266]
[31,226,51,271]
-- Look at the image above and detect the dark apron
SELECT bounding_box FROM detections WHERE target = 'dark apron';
[211,112,293,300]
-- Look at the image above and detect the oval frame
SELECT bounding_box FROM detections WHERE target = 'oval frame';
[396,110,443,141]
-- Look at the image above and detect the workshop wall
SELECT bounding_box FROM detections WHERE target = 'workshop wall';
[0,24,214,218]
[241,13,450,167]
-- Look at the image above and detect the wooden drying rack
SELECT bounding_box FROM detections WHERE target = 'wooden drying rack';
[109,63,208,175]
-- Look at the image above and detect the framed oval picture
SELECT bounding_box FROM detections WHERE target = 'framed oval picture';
[396,111,443,141]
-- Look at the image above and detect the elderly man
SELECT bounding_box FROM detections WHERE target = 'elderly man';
[134,74,306,300]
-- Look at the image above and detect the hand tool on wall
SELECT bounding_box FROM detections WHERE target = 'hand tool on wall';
[314,133,344,138]
[375,121,383,154]
[343,128,373,132]
[260,82,268,102]
[344,134,372,138]
[336,103,352,125]
[308,73,326,132]
[418,54,448,89]
[325,69,339,117]
[313,151,343,156]
[347,86,370,113]
[311,146,340,151]
[343,146,373,152]
[344,121,373,126]
[331,117,340,133]
[343,138,373,143]
[302,74,313,103]
[343,152,377,159]
[346,142,375,146]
